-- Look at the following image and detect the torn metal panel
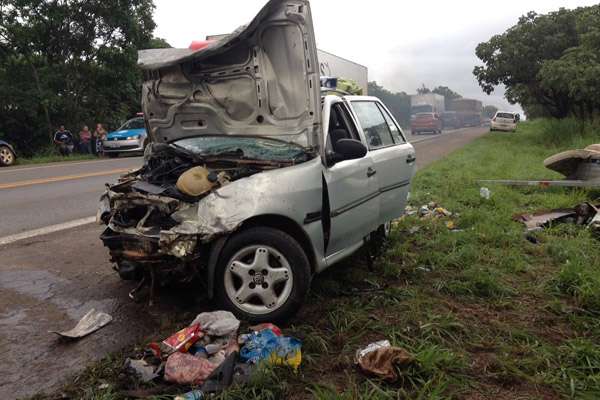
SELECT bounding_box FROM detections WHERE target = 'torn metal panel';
[138,0,321,149]
[514,203,600,231]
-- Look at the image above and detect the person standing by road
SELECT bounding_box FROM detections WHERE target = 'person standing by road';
[78,125,92,154]
[53,125,74,156]
[93,123,107,156]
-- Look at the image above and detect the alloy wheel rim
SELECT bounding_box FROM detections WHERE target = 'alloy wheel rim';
[224,245,293,315]
[0,148,13,164]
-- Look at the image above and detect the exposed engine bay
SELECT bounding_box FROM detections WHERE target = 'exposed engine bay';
[98,142,311,295]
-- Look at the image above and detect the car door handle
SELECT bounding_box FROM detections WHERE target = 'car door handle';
[367,167,377,177]
[406,154,416,163]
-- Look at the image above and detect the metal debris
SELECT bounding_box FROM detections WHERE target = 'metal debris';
[50,309,112,339]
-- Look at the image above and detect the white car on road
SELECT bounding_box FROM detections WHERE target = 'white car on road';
[490,111,518,132]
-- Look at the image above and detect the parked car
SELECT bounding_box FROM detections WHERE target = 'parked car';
[411,112,442,134]
[0,140,17,166]
[97,0,416,322]
[102,116,148,157]
[440,111,461,130]
[490,111,518,132]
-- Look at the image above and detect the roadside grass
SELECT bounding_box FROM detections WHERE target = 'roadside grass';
[31,119,600,399]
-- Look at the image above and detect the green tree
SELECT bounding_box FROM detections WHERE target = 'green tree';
[482,105,499,119]
[432,86,462,105]
[473,5,600,119]
[368,81,411,128]
[416,84,431,95]
[0,0,160,155]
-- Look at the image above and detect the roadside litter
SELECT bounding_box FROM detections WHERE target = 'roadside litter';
[50,309,112,339]
[355,340,414,381]
[479,143,600,189]
[480,187,491,200]
[514,202,600,233]
[123,311,301,397]
[417,202,452,218]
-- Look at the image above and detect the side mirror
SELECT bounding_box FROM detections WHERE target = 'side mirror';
[327,139,367,166]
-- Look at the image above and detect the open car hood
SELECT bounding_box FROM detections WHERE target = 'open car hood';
[138,0,321,149]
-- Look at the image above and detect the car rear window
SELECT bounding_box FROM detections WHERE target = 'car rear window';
[496,113,514,119]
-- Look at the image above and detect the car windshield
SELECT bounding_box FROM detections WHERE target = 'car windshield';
[497,113,514,119]
[174,136,309,162]
[119,118,145,130]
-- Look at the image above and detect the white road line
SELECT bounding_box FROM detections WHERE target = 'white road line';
[0,216,96,246]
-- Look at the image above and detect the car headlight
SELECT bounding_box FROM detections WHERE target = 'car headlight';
[127,135,140,140]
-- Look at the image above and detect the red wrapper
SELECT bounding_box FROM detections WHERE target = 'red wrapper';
[162,324,203,353]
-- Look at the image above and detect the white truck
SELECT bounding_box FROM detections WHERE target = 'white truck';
[317,49,368,95]
[410,94,445,116]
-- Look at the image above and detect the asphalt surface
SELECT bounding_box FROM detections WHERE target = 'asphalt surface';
[0,126,488,399]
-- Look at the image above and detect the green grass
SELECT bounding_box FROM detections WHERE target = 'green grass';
[31,119,600,399]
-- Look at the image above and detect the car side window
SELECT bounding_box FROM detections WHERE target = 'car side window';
[326,103,360,153]
[377,103,406,144]
[351,101,395,150]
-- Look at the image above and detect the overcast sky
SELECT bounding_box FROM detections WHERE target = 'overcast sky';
[154,0,597,113]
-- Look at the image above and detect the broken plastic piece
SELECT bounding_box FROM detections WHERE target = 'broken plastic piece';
[50,309,112,339]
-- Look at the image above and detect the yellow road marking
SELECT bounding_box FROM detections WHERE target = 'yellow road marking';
[0,168,130,190]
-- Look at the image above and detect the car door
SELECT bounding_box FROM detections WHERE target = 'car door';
[322,97,380,258]
[348,98,416,226]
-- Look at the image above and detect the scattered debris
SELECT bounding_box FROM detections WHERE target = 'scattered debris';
[239,325,302,371]
[50,309,112,339]
[122,311,300,396]
[480,187,491,200]
[125,358,160,382]
[514,202,600,233]
[175,390,205,400]
[415,202,453,218]
[165,352,216,385]
[190,311,240,337]
[355,340,414,381]
[98,383,110,390]
[479,144,600,189]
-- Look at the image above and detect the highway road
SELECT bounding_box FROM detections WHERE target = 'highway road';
[0,127,477,240]
[0,126,488,398]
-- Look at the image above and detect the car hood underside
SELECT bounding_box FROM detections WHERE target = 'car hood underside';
[138,0,321,149]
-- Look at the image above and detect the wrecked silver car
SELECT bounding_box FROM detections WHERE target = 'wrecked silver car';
[98,0,416,322]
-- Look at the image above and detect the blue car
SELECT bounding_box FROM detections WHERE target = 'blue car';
[0,139,17,166]
[102,117,148,157]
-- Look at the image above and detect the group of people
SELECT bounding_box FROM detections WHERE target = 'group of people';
[53,124,108,156]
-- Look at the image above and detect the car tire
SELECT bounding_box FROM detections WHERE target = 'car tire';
[214,227,311,323]
[0,145,16,166]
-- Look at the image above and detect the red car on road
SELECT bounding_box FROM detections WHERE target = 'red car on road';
[411,112,442,135]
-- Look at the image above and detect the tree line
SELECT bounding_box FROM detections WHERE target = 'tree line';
[0,0,169,156]
[474,4,600,120]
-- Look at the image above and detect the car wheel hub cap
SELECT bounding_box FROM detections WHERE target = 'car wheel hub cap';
[224,245,293,315]
[1,148,13,163]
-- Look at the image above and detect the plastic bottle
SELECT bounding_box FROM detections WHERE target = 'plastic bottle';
[174,390,204,400]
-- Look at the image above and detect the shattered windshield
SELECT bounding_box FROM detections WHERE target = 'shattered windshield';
[174,136,310,163]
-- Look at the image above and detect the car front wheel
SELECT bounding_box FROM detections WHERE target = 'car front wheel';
[215,227,311,322]
[0,145,15,166]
